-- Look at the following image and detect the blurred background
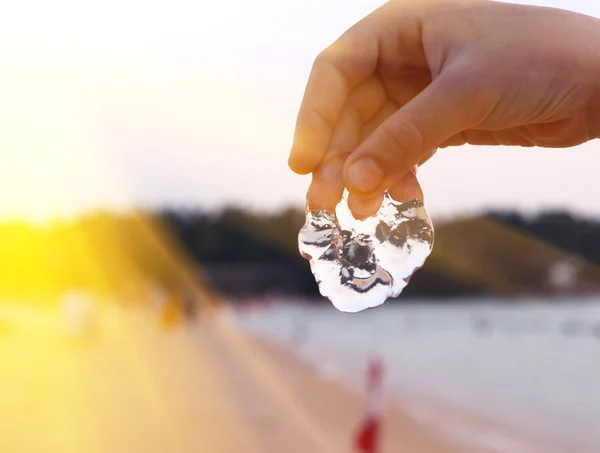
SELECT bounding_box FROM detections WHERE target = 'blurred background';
[1,0,600,453]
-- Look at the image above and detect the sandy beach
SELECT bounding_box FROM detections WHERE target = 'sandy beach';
[0,304,577,453]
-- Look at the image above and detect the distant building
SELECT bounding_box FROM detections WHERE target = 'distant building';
[548,256,581,290]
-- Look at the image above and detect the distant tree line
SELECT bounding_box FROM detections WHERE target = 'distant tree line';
[2,206,600,301]
[486,211,600,267]
[160,207,600,299]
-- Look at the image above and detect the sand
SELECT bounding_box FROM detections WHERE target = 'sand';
[0,305,575,453]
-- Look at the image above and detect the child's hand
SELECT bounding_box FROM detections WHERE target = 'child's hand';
[289,0,600,218]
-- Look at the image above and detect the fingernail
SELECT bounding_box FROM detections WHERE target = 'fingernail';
[390,174,423,202]
[348,194,384,220]
[403,175,422,200]
[346,157,384,194]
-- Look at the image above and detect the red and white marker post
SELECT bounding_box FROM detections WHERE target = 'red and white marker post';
[354,355,384,453]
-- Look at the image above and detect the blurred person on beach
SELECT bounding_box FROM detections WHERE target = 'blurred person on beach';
[182,288,199,324]
[160,291,183,331]
[60,290,99,341]
[288,0,600,219]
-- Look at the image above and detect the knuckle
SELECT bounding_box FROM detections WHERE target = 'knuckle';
[380,117,425,157]
[441,68,491,126]
[304,106,335,134]
[313,48,334,70]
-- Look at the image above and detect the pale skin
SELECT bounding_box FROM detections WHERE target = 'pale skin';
[288,0,600,219]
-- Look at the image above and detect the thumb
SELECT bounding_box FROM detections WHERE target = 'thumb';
[343,73,473,196]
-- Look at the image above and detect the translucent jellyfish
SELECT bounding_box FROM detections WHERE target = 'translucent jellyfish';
[298,191,434,313]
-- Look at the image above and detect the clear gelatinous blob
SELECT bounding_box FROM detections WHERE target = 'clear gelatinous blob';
[298,191,434,313]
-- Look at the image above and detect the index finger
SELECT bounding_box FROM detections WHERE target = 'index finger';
[288,21,380,175]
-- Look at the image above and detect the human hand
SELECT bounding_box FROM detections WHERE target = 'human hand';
[289,0,600,218]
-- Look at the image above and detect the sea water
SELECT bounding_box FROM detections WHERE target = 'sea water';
[237,299,600,452]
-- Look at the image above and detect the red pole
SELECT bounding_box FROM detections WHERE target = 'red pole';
[354,355,384,453]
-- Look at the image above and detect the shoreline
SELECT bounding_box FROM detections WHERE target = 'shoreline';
[237,319,585,453]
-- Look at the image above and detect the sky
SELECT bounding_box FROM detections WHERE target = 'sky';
[0,0,599,221]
